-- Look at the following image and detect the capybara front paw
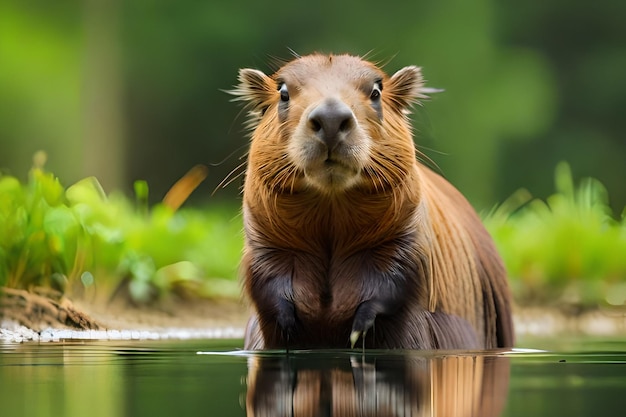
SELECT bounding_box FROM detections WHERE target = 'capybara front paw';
[276,298,297,341]
[350,301,378,348]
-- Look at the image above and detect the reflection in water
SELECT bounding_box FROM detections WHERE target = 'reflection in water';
[0,343,124,417]
[3,341,626,417]
[246,352,510,417]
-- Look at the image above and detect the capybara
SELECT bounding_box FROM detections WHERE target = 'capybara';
[230,53,514,350]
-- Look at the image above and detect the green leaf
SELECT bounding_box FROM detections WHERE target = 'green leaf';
[66,176,107,206]
[134,180,149,215]
[31,168,65,206]
[43,205,78,236]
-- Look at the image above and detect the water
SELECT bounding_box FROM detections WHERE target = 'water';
[1,337,625,417]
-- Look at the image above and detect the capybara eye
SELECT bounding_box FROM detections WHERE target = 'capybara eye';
[370,81,382,101]
[279,83,290,102]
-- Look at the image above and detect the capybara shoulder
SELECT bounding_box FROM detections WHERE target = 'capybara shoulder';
[230,53,513,350]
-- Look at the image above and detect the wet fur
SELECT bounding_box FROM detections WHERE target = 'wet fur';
[231,53,514,350]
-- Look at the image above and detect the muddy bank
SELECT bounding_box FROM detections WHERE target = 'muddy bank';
[1,287,624,343]
[0,287,248,343]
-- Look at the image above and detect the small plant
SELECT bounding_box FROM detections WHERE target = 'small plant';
[484,162,626,309]
[0,153,242,304]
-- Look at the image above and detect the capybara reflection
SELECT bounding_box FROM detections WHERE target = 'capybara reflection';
[245,354,511,417]
[231,53,514,350]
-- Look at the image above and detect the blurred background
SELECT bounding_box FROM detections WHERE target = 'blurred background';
[1,0,624,214]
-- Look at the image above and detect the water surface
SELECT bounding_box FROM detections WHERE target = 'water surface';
[1,337,625,416]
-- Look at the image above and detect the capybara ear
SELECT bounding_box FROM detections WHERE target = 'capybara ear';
[229,68,275,124]
[386,66,429,111]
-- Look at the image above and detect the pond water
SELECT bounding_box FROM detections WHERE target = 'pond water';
[1,336,625,417]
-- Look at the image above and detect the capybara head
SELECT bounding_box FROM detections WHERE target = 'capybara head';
[230,53,429,195]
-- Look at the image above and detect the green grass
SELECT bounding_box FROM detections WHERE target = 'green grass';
[0,161,243,303]
[484,162,626,309]
[1,158,624,310]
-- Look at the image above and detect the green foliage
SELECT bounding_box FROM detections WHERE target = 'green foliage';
[485,162,626,309]
[0,166,242,303]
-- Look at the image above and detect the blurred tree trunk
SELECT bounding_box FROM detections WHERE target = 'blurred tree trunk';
[82,0,125,192]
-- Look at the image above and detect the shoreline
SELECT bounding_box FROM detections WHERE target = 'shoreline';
[0,319,245,343]
[1,302,624,344]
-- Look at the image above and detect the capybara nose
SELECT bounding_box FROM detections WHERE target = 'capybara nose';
[307,98,355,150]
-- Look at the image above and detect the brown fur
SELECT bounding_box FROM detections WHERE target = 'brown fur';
[230,53,514,350]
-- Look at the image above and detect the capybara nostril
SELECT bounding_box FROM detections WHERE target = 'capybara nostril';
[307,98,355,149]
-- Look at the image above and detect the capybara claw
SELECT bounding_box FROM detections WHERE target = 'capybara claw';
[276,298,297,340]
[350,330,363,349]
